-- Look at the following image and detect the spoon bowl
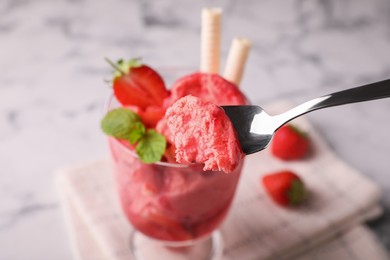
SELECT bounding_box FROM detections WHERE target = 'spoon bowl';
[221,105,273,154]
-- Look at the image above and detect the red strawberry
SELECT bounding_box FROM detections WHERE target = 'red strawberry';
[123,105,165,128]
[138,106,166,128]
[262,170,306,206]
[169,72,247,106]
[109,59,169,109]
[162,144,176,163]
[271,124,310,160]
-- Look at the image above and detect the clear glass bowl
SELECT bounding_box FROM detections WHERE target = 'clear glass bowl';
[105,71,245,259]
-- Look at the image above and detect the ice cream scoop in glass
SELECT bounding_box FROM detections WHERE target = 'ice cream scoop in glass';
[222,79,390,155]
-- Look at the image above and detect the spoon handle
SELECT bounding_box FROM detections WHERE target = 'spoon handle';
[273,79,390,128]
[313,78,390,109]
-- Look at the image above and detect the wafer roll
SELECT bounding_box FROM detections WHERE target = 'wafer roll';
[224,37,252,86]
[200,8,222,74]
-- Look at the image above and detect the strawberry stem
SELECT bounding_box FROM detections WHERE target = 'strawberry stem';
[105,57,126,76]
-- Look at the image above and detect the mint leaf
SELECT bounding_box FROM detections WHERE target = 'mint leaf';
[136,129,167,163]
[101,108,141,140]
[128,121,146,144]
[101,108,167,163]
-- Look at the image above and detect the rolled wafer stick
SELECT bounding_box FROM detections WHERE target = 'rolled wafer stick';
[223,37,252,86]
[200,8,222,74]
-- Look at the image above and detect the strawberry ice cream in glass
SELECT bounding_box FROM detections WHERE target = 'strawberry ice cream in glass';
[104,71,247,259]
[101,8,251,260]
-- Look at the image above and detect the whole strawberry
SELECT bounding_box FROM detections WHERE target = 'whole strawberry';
[271,124,309,160]
[262,170,306,207]
[107,58,169,109]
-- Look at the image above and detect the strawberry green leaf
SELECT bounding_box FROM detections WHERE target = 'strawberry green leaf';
[128,121,146,144]
[288,180,306,205]
[101,108,141,140]
[289,124,308,139]
[106,58,143,79]
[136,129,167,163]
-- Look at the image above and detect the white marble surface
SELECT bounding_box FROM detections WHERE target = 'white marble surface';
[1,0,390,259]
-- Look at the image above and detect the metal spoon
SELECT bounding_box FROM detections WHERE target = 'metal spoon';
[222,79,390,155]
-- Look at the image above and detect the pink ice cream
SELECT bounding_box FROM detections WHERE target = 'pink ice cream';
[167,72,247,107]
[165,95,243,173]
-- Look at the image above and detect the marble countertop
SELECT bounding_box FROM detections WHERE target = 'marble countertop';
[1,0,390,259]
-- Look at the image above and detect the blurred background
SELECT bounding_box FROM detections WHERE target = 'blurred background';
[1,0,390,259]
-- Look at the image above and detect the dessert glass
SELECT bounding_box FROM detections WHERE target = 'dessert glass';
[105,71,244,260]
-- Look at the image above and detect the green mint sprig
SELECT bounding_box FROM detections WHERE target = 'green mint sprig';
[101,108,166,163]
[128,121,145,144]
[136,129,167,163]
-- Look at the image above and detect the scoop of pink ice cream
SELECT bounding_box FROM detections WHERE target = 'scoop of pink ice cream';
[165,95,243,173]
[167,73,247,107]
